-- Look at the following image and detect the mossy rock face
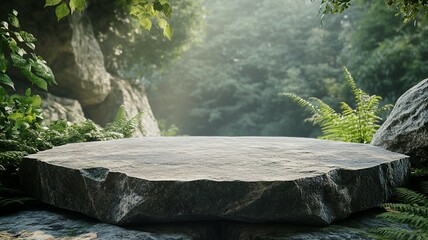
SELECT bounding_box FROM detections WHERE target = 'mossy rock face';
[21,137,409,226]
[372,79,428,168]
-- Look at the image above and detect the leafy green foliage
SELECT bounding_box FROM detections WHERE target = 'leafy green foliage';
[285,67,391,143]
[45,0,174,40]
[0,88,44,141]
[370,185,428,240]
[338,1,428,102]
[105,105,143,138]
[90,0,203,80]
[316,0,428,22]
[0,10,56,91]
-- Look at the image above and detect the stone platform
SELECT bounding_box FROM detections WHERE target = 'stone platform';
[20,137,410,226]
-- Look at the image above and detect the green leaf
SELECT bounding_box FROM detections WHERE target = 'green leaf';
[0,21,8,29]
[25,88,31,96]
[158,18,167,29]
[13,32,24,42]
[21,69,48,91]
[55,3,70,21]
[69,0,86,13]
[10,53,27,68]
[45,0,62,7]
[19,31,37,43]
[159,0,168,4]
[25,42,36,50]
[29,56,56,85]
[162,3,172,18]
[0,52,8,73]
[8,14,20,28]
[0,74,14,90]
[8,112,24,121]
[163,24,173,41]
[139,18,152,30]
[31,95,42,107]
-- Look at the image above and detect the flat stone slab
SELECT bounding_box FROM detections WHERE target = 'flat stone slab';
[20,137,410,226]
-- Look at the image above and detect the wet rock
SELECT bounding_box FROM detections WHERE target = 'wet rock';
[372,79,428,167]
[20,137,409,226]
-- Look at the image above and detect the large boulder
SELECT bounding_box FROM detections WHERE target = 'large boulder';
[7,3,113,106]
[372,79,428,168]
[20,137,409,226]
[84,78,160,136]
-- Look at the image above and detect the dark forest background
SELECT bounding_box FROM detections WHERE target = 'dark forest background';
[142,0,428,136]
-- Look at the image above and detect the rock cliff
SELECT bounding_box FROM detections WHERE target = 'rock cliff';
[0,1,160,136]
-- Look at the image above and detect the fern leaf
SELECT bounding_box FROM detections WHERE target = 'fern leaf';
[113,105,128,126]
[394,188,428,207]
[105,105,144,138]
[381,203,428,217]
[283,93,318,115]
[370,227,428,240]
[343,66,362,102]
[377,211,428,229]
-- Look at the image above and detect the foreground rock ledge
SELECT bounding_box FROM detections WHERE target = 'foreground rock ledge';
[20,137,410,226]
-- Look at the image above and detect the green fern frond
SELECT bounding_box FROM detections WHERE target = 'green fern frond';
[284,67,390,144]
[395,188,428,207]
[370,227,428,240]
[112,105,128,127]
[124,112,144,137]
[284,93,318,115]
[105,105,144,138]
[377,211,428,229]
[343,66,363,101]
[381,203,428,217]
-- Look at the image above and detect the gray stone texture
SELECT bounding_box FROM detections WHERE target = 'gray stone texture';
[41,93,85,123]
[84,78,161,136]
[372,79,428,167]
[21,137,410,226]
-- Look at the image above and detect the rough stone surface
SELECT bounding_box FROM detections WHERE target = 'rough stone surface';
[372,79,428,168]
[0,208,404,240]
[84,78,161,136]
[42,93,85,123]
[0,210,196,240]
[40,12,112,106]
[20,137,410,226]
